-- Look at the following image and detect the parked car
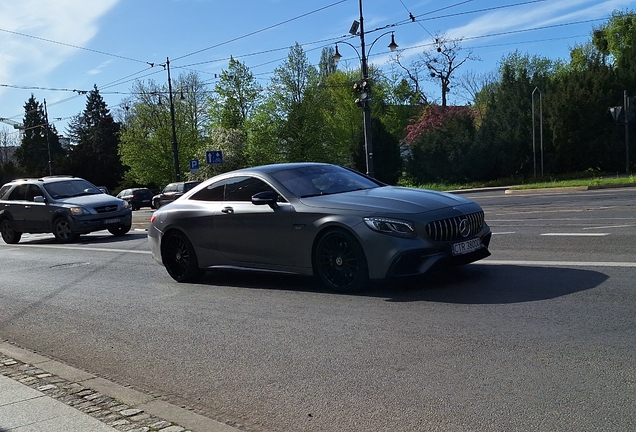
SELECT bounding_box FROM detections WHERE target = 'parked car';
[97,186,109,194]
[0,176,132,244]
[116,187,154,210]
[152,181,201,209]
[148,163,492,292]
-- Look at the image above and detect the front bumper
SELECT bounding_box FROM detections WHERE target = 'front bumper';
[69,210,132,234]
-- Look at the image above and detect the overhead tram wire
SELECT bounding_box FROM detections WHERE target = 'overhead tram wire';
[0,27,152,65]
[171,0,348,62]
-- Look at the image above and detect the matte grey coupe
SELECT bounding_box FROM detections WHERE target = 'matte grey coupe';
[148,163,491,292]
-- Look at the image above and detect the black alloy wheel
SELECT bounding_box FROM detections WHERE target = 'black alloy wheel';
[0,219,22,244]
[161,231,205,282]
[108,224,131,236]
[315,229,368,292]
[53,217,78,243]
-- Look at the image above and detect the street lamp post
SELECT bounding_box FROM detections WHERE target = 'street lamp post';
[165,57,181,182]
[333,0,397,178]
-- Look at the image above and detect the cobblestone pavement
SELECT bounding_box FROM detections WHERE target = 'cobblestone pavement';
[0,353,191,432]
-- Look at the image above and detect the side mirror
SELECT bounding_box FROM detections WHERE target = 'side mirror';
[252,190,279,208]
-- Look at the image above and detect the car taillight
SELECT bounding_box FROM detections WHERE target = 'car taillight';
[150,214,157,223]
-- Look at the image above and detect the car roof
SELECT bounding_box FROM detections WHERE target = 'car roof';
[4,175,81,185]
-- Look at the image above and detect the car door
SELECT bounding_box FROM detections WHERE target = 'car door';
[4,184,29,231]
[213,176,295,267]
[22,184,51,232]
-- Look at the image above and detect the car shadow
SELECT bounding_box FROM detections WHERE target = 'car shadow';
[15,231,148,245]
[376,264,609,304]
[196,264,609,305]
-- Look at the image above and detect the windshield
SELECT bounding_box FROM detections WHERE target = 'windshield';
[270,165,380,198]
[44,179,102,199]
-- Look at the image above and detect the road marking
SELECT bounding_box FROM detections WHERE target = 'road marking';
[492,232,516,235]
[583,224,636,230]
[540,233,610,236]
[481,260,636,268]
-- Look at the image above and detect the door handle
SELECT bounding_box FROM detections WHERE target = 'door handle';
[221,207,234,214]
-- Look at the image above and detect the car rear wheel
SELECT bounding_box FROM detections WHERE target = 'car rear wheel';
[314,229,368,292]
[52,217,78,243]
[0,219,22,244]
[161,231,205,282]
[108,224,131,236]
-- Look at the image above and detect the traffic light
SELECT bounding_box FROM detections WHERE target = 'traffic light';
[353,80,371,108]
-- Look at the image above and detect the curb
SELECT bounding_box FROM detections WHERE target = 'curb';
[0,341,240,432]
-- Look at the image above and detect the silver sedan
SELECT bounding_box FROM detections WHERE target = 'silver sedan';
[148,163,491,292]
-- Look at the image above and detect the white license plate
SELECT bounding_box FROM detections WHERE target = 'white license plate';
[452,238,481,255]
[104,218,121,224]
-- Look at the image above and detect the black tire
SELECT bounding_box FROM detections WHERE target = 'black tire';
[53,217,78,243]
[108,224,131,236]
[0,219,22,244]
[161,231,205,282]
[314,229,368,292]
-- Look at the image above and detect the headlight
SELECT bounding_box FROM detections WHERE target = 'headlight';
[69,206,90,216]
[121,200,130,209]
[363,217,416,238]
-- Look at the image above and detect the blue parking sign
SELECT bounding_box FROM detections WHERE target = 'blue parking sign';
[206,151,223,164]
[189,159,199,173]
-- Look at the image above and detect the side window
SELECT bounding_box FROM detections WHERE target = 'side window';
[8,184,28,201]
[25,185,44,201]
[0,185,12,199]
[165,184,177,193]
[190,180,226,202]
[225,176,274,202]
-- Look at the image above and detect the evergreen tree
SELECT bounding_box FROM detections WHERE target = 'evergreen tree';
[66,85,124,190]
[14,95,65,177]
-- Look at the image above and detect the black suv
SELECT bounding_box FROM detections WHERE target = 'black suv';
[0,176,132,244]
[116,187,154,210]
[152,181,201,209]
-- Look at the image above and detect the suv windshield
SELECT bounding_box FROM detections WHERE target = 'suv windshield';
[44,179,102,199]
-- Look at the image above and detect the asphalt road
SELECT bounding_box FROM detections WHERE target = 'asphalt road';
[0,187,635,432]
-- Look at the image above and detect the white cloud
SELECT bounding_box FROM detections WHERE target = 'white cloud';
[0,0,119,95]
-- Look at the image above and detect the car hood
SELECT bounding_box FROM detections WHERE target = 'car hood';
[56,194,124,208]
[299,186,474,214]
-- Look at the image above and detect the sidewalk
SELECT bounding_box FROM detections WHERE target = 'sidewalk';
[0,373,119,431]
[0,342,239,432]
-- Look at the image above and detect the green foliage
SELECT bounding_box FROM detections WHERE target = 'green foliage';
[592,10,636,68]
[404,105,477,183]
[119,73,209,187]
[210,57,262,130]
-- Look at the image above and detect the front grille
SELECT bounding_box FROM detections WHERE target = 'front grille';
[425,211,484,242]
[94,205,119,214]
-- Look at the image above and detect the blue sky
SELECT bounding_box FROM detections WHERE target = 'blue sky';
[0,0,632,138]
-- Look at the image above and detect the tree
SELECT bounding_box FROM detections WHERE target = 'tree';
[403,105,476,183]
[267,43,335,163]
[66,85,124,190]
[14,95,65,177]
[418,33,478,107]
[592,10,636,69]
[119,72,209,187]
[210,57,262,130]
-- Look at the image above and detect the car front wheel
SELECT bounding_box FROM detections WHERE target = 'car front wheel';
[0,219,22,244]
[52,217,78,243]
[314,229,368,292]
[161,231,205,282]
[108,224,131,236]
